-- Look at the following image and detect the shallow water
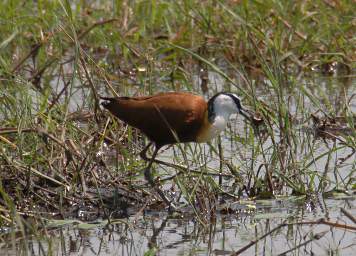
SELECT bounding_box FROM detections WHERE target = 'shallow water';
[2,68,355,255]
[1,196,355,255]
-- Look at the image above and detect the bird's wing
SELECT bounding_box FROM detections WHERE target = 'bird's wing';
[102,93,207,145]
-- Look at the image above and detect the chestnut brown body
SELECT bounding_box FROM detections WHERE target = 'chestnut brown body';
[101,91,251,210]
[102,92,208,147]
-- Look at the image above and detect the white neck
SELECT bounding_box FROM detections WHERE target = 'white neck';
[197,93,240,142]
[198,113,230,142]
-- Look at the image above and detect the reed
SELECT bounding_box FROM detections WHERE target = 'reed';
[0,1,354,253]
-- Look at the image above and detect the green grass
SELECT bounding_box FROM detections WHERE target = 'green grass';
[0,0,355,234]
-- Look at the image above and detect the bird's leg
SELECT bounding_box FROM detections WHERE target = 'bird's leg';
[143,146,158,184]
[140,144,177,211]
[140,143,193,171]
[139,142,153,161]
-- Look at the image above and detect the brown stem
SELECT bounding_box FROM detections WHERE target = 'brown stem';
[233,218,356,255]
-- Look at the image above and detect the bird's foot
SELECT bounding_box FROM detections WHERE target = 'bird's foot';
[144,167,179,212]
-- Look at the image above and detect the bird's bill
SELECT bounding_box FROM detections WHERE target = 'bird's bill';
[239,107,253,122]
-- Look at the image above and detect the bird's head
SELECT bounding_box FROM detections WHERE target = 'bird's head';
[207,92,251,122]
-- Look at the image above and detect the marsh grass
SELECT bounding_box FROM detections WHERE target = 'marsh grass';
[0,0,355,253]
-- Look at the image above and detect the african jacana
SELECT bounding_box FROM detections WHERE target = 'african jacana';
[101,92,252,210]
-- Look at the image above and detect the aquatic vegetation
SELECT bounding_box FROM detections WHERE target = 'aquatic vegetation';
[0,0,355,254]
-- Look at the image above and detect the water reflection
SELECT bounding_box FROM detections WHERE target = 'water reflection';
[2,59,355,255]
[2,196,355,255]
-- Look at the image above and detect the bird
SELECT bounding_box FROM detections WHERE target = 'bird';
[101,91,253,210]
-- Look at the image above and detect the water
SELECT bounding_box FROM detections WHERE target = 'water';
[2,196,355,255]
[1,67,355,255]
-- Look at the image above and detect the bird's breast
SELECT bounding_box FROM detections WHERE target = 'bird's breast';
[196,115,227,142]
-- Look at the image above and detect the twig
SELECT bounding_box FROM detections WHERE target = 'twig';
[0,135,17,149]
[79,55,100,123]
[132,201,150,224]
[340,207,356,224]
[233,218,356,255]
[77,19,118,40]
[277,230,328,256]
[6,158,67,188]
[11,18,118,74]
[160,169,233,182]
[0,127,68,150]
[11,43,44,73]
[272,11,306,40]
[90,168,110,222]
